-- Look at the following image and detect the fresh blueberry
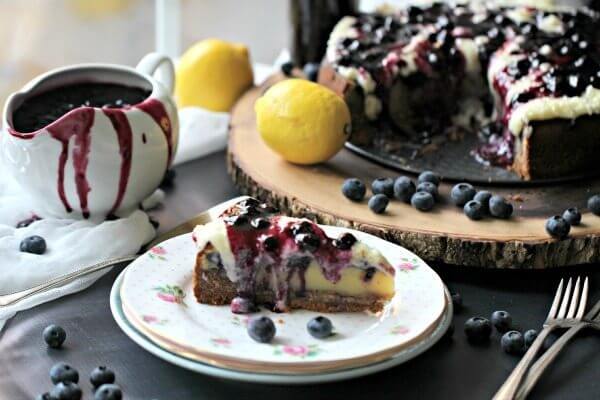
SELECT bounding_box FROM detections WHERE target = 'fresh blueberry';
[501,330,525,355]
[295,233,321,252]
[474,191,492,214]
[303,63,320,82]
[450,183,476,206]
[416,181,438,199]
[341,178,366,202]
[90,366,116,388]
[464,317,492,343]
[250,218,271,229]
[50,362,79,385]
[489,195,513,219]
[262,235,279,252]
[393,176,416,203]
[491,310,513,332]
[562,208,581,226]
[411,191,435,212]
[368,194,389,214]
[371,178,394,197]
[230,297,258,314]
[524,329,538,348]
[49,382,82,400]
[247,316,276,343]
[333,232,357,250]
[307,316,334,339]
[94,384,122,400]
[417,171,440,186]
[451,292,463,313]
[20,235,47,254]
[464,200,484,220]
[16,215,41,228]
[43,324,66,348]
[588,195,600,215]
[545,216,571,239]
[281,61,295,77]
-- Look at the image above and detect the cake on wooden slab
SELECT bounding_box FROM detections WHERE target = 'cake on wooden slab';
[192,198,395,313]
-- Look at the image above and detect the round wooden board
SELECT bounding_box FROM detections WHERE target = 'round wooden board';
[227,74,600,269]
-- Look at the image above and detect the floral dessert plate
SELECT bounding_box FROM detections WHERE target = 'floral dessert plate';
[119,226,447,374]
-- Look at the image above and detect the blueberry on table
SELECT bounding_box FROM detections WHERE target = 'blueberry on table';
[474,191,492,214]
[94,384,122,400]
[464,317,492,343]
[545,216,571,239]
[491,310,512,332]
[393,176,416,203]
[588,195,600,215]
[451,292,463,313]
[247,316,276,343]
[281,61,295,77]
[489,195,513,219]
[303,62,320,82]
[501,330,525,355]
[450,183,476,206]
[524,329,538,348]
[411,191,435,212]
[49,381,82,400]
[20,235,47,254]
[562,208,581,226]
[417,170,440,186]
[35,393,51,400]
[50,362,79,384]
[43,324,66,349]
[307,316,334,339]
[368,194,389,214]
[341,178,366,202]
[371,177,394,197]
[464,200,484,220]
[416,181,438,199]
[90,366,116,388]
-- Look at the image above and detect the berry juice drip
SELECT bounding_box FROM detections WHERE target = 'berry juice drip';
[134,99,173,168]
[103,108,133,218]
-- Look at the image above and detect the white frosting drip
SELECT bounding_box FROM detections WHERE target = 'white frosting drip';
[193,221,238,282]
[326,16,358,63]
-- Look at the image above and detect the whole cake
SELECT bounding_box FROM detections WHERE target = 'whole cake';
[319,3,600,180]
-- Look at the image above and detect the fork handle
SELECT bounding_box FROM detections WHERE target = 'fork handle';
[492,325,556,400]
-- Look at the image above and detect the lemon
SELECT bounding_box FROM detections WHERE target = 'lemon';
[255,79,351,164]
[175,39,253,112]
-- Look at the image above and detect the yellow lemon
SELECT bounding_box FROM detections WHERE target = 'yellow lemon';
[255,79,351,164]
[175,39,253,112]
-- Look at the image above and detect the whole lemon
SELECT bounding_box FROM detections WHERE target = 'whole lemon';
[255,79,351,164]
[175,39,253,112]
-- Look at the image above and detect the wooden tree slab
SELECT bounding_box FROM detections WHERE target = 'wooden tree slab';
[227,75,600,269]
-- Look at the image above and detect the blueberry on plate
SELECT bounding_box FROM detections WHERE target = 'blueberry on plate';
[393,176,416,203]
[501,330,525,355]
[303,62,320,82]
[341,178,366,202]
[588,194,600,215]
[417,170,440,186]
[371,178,394,197]
[49,381,82,400]
[545,216,571,239]
[43,324,66,349]
[562,207,581,226]
[450,183,476,206]
[451,292,463,313]
[368,194,389,214]
[489,195,513,219]
[464,200,484,220]
[247,316,276,343]
[474,191,492,214]
[90,366,116,388]
[416,181,438,199]
[50,362,79,385]
[281,61,295,77]
[524,329,538,348]
[411,191,435,212]
[491,310,512,332]
[20,235,47,254]
[230,296,258,314]
[94,383,122,400]
[464,317,492,343]
[307,316,334,338]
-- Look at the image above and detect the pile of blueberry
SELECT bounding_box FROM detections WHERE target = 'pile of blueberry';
[247,315,334,343]
[545,195,600,239]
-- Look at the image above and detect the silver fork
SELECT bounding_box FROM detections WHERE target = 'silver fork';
[492,277,588,400]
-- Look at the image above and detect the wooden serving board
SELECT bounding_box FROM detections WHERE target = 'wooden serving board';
[227,74,600,269]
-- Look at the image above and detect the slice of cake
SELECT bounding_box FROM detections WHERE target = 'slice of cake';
[192,198,395,313]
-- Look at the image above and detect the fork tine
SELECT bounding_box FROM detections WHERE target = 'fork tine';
[566,277,581,318]
[557,278,572,319]
[547,279,564,321]
[576,277,589,319]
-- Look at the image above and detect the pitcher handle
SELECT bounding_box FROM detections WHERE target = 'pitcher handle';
[136,53,175,94]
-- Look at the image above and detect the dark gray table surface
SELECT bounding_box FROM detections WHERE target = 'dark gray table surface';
[1,151,599,400]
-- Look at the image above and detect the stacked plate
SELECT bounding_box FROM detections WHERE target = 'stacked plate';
[110,226,452,384]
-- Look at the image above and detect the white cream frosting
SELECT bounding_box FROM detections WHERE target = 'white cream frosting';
[193,221,238,281]
[326,16,358,63]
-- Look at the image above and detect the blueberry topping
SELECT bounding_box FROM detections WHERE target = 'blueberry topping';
[307,316,334,339]
[50,382,82,400]
[562,208,581,226]
[247,316,276,343]
[451,292,463,313]
[43,324,66,348]
[251,218,271,229]
[393,176,416,203]
[545,216,571,239]
[416,181,438,199]
[239,198,260,208]
[262,235,279,252]
[50,362,79,385]
[333,232,357,250]
[35,393,51,400]
[524,329,538,348]
[303,63,320,82]
[411,191,435,212]
[259,203,278,214]
[473,191,492,214]
[368,194,389,214]
[417,170,440,186]
[281,61,294,77]
[371,177,394,197]
[342,178,366,202]
[20,235,47,254]
[464,200,484,221]
[501,331,525,355]
[464,317,492,343]
[491,310,513,333]
[230,297,258,314]
[90,366,116,388]
[295,233,321,252]
[489,195,513,219]
[588,195,600,215]
[94,384,122,400]
[226,215,250,228]
[450,183,476,207]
